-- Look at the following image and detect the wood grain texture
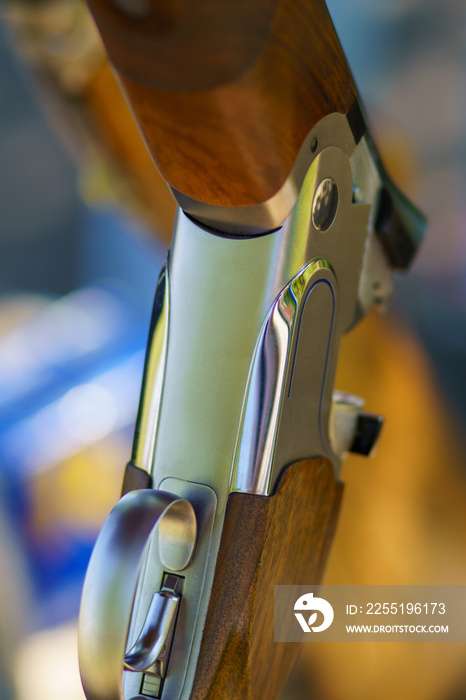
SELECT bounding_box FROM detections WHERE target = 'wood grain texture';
[86,0,356,208]
[86,62,176,242]
[191,458,343,700]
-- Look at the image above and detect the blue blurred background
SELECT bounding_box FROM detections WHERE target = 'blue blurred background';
[0,1,465,699]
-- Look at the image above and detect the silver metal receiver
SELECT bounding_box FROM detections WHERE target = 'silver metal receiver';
[78,111,422,700]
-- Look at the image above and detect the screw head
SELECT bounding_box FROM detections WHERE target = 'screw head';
[312,178,338,232]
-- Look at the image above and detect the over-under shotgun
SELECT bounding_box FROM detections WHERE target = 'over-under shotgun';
[78,2,426,699]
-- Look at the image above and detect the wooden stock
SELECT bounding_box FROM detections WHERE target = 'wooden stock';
[85,0,356,207]
[191,458,343,699]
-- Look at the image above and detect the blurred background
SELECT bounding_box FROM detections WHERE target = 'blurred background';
[0,1,465,699]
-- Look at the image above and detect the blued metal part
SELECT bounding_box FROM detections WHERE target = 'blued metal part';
[78,490,196,700]
[364,133,426,270]
[350,413,384,456]
[375,181,427,270]
[352,97,426,270]
[346,98,366,146]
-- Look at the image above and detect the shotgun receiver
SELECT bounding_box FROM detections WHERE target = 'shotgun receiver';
[78,2,426,698]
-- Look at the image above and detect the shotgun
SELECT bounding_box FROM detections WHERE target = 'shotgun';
[78,2,426,698]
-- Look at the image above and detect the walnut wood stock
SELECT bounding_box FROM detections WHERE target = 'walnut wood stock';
[86,0,356,209]
[191,458,343,700]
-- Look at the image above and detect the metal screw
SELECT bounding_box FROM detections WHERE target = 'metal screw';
[312,178,338,232]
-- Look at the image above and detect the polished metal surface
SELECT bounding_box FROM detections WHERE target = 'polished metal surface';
[132,266,169,474]
[122,114,393,699]
[233,144,371,493]
[122,480,217,700]
[78,490,196,700]
[136,575,183,694]
[124,590,179,672]
[232,258,335,494]
[312,178,338,231]
[80,111,400,700]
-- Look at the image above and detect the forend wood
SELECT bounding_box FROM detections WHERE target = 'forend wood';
[85,0,356,209]
[190,458,343,700]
